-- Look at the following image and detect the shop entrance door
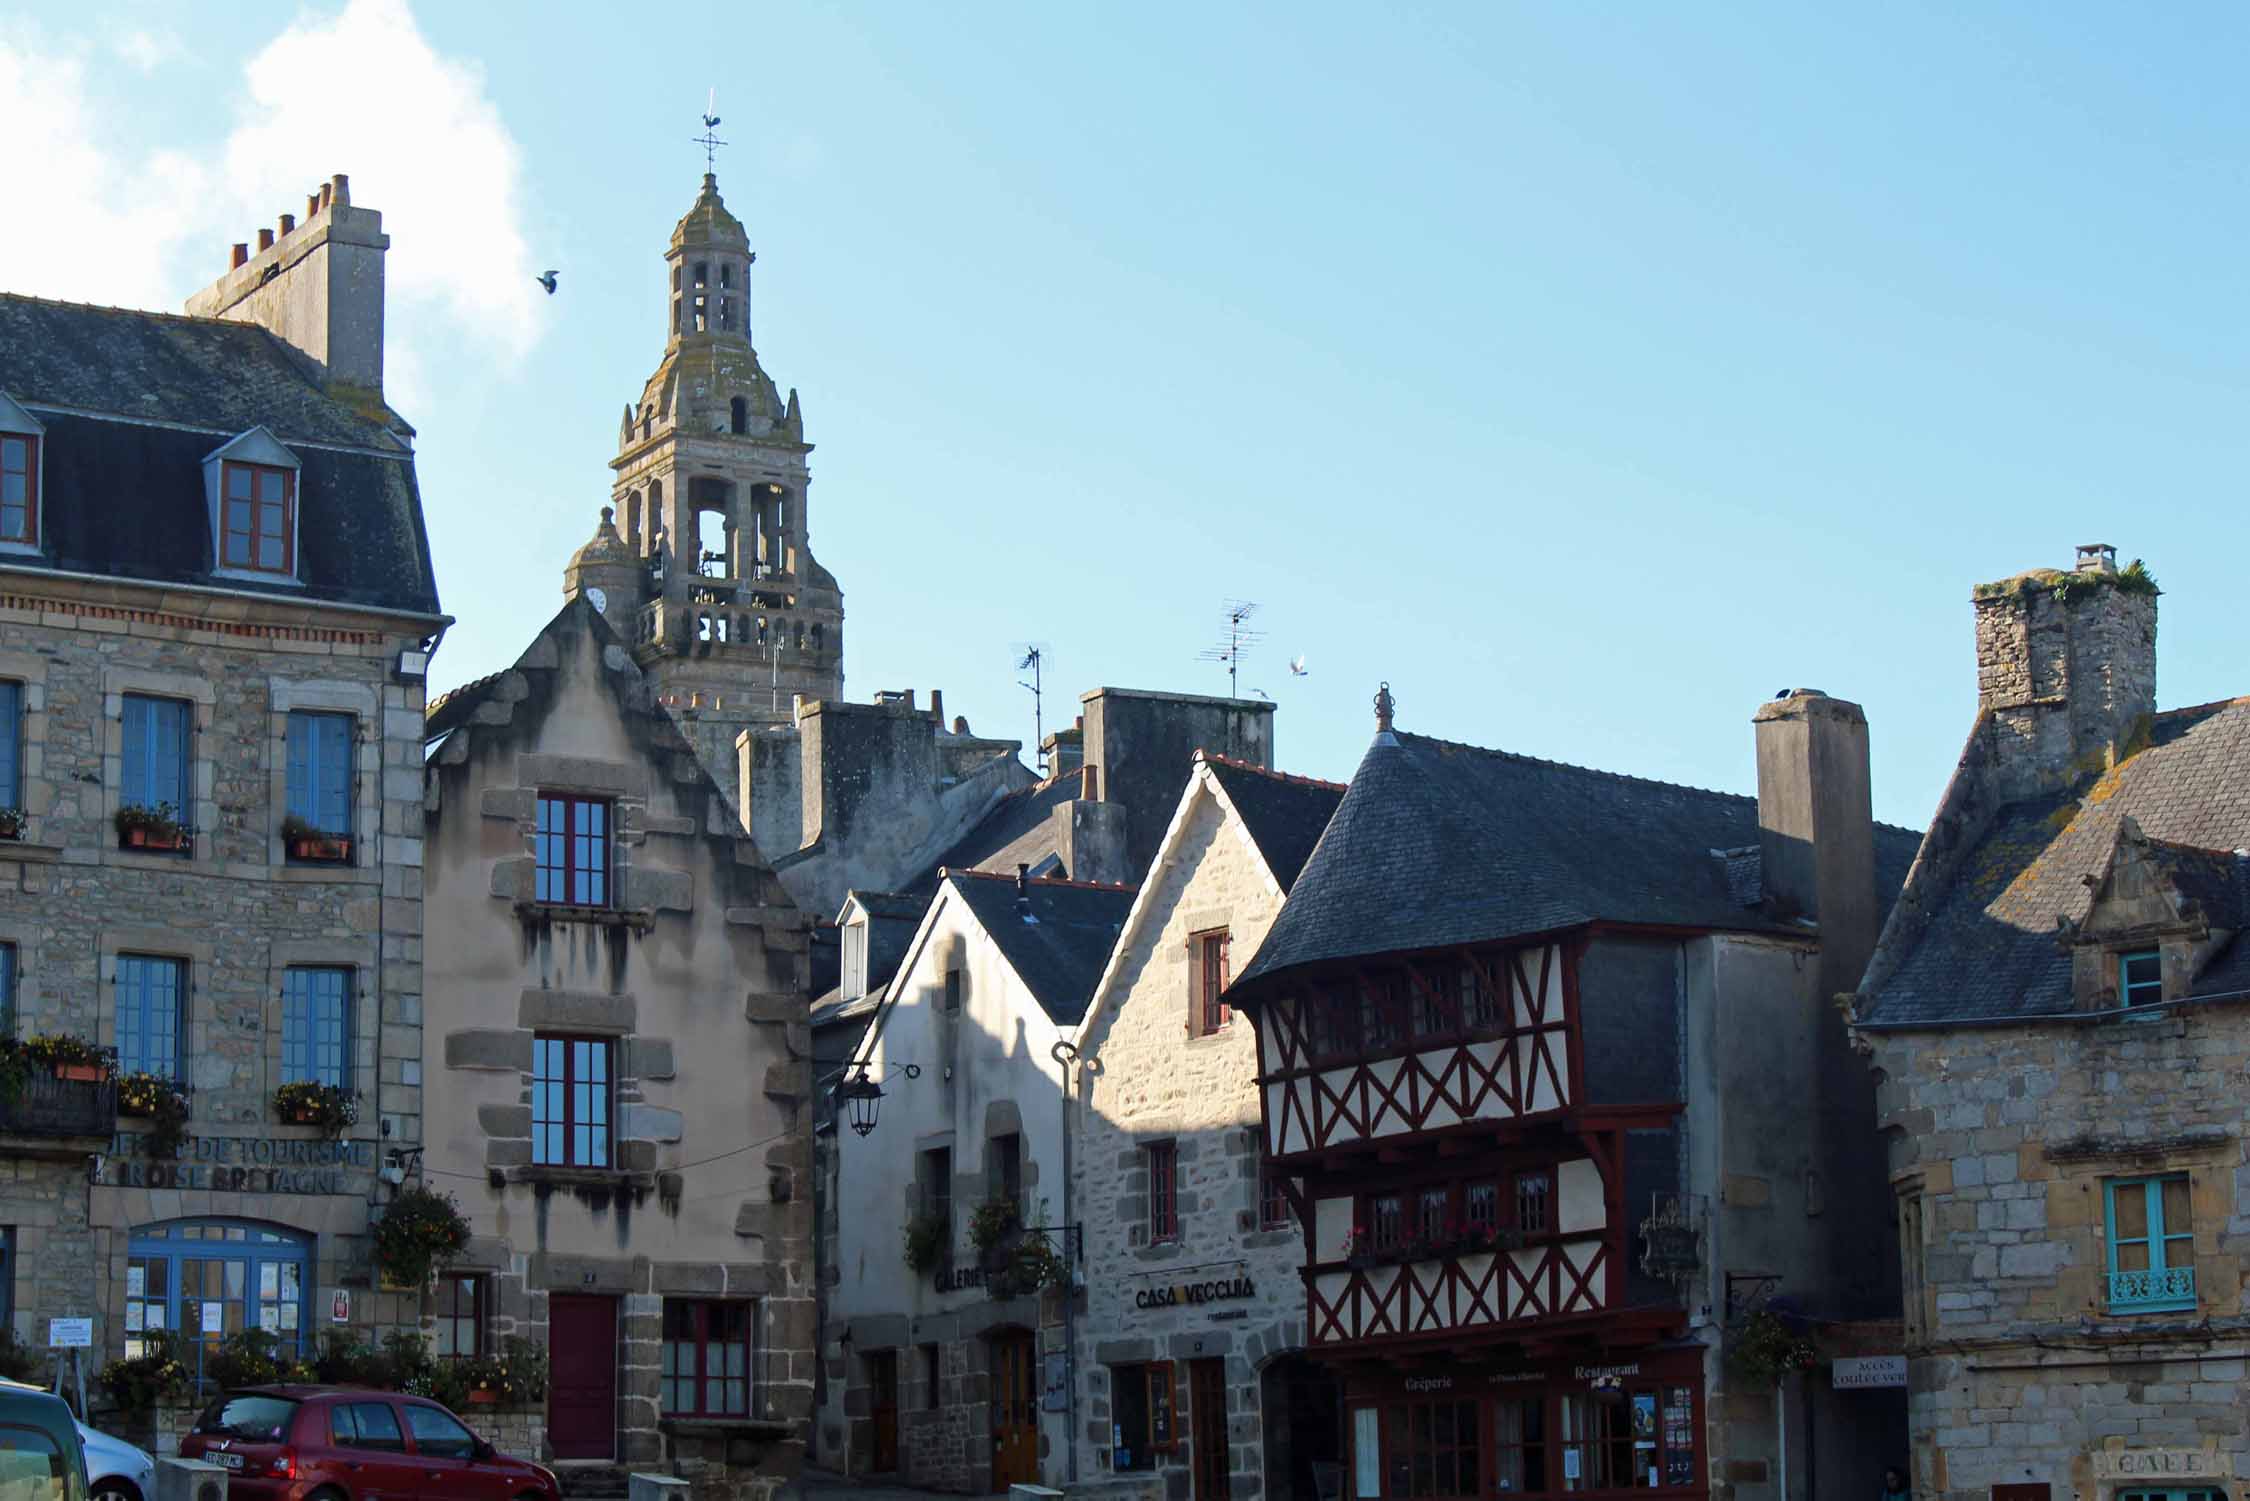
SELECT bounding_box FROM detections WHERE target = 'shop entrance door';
[989,1331,1038,1491]
[867,1350,900,1472]
[547,1295,617,1460]
[1190,1358,1231,1501]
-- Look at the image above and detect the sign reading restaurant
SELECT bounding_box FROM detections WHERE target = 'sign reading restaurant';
[101,1133,377,1195]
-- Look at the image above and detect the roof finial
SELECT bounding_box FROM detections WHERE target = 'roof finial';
[1374,681,1395,733]
[695,89,728,175]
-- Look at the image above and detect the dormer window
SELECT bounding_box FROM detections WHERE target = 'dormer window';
[202,428,302,582]
[0,434,34,544]
[2120,949,2162,1007]
[222,461,295,572]
[0,391,43,551]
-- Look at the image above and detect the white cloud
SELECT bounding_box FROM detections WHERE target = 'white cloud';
[0,21,210,307]
[219,0,543,384]
[0,2,538,411]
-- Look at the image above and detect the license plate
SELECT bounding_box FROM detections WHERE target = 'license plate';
[210,1453,244,1470]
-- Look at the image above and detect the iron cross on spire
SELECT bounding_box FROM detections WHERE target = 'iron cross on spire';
[694,88,728,173]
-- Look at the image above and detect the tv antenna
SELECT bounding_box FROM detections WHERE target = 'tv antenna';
[1197,600,1264,697]
[1016,645,1048,771]
[694,89,728,173]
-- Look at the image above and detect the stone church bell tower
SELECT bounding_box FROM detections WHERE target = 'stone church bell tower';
[565,169,847,784]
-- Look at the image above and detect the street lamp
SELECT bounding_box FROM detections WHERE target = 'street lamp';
[834,1062,921,1137]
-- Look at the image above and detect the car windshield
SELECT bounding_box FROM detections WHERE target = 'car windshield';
[192,1394,298,1441]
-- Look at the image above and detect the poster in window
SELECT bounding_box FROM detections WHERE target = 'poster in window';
[144,1305,165,1331]
[1632,1392,1657,1442]
[127,1267,145,1298]
[1354,1409,1381,1499]
[1662,1387,1696,1487]
[260,1306,282,1336]
[125,1305,144,1333]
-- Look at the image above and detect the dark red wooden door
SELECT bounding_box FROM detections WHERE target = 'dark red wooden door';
[1191,1358,1232,1501]
[989,1332,1038,1490]
[548,1295,617,1460]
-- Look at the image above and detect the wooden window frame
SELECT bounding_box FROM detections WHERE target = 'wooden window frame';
[116,953,187,1082]
[1514,1166,1556,1237]
[280,965,352,1089]
[531,1033,612,1168]
[0,678,20,811]
[1259,1167,1293,1230]
[0,433,35,546]
[0,942,15,1037]
[1112,1360,1176,1471]
[1189,927,1232,1037]
[920,1146,953,1237]
[120,693,191,819]
[2119,949,2162,1008]
[989,1132,1023,1217]
[535,793,612,907]
[219,459,296,575]
[660,1298,754,1418]
[920,1341,941,1410]
[2104,1173,2196,1314]
[284,710,355,843]
[1147,1140,1179,1243]
[943,966,963,1014]
[1379,1393,1484,1498]
[433,1272,486,1360]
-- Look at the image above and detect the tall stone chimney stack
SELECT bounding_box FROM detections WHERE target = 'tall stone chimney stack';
[1752,688,1878,999]
[1971,542,2157,801]
[185,173,390,409]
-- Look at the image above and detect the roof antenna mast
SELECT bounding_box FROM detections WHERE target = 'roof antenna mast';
[1016,645,1048,772]
[1197,600,1264,698]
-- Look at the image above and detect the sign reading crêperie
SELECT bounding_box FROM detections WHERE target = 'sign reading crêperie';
[1832,1356,1907,1390]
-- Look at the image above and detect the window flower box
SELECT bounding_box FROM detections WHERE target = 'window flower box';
[115,803,188,853]
[281,816,352,864]
[4,1032,116,1083]
[0,807,23,841]
[115,1073,191,1160]
[272,1081,358,1137]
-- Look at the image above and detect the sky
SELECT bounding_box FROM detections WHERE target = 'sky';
[3,2,2244,828]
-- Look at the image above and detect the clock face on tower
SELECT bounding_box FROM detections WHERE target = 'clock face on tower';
[586,587,608,614]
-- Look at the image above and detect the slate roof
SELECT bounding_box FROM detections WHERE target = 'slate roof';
[1237,728,1922,988]
[0,297,440,617]
[915,769,1088,892]
[1204,755,1345,893]
[1859,698,2250,1027]
[947,871,1134,1027]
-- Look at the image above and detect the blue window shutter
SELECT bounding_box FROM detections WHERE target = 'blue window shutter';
[320,717,352,833]
[2103,1180,2123,1277]
[122,697,149,805]
[156,701,186,809]
[0,680,20,808]
[286,713,313,823]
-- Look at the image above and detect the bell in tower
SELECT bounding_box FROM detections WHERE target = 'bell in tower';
[568,153,847,797]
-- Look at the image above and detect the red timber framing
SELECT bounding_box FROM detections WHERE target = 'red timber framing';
[1299,1116,1674,1351]
[1335,1345,1709,1501]
[1252,941,1583,1162]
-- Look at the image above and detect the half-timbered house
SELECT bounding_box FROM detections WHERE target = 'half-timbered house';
[1227,687,1922,1501]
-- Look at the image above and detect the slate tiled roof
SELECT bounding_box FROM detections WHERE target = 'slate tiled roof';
[914,769,1089,893]
[0,297,440,617]
[948,871,1134,1027]
[1204,756,1345,893]
[1237,728,1921,988]
[1860,698,2250,1027]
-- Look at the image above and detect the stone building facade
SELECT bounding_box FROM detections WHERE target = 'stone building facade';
[421,598,815,1499]
[1065,753,1344,1499]
[0,176,445,1383]
[1854,545,2250,1501]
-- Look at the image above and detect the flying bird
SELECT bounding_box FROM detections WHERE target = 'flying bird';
[1289,654,1309,676]
[536,270,559,295]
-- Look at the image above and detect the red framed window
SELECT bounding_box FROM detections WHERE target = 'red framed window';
[532,1034,611,1167]
[1381,1396,1484,1497]
[1515,1168,1554,1236]
[1190,928,1231,1037]
[1367,1193,1404,1254]
[0,434,35,545]
[660,1299,752,1417]
[1460,958,1503,1030]
[433,1272,485,1359]
[1259,1167,1293,1230]
[1464,1180,1500,1235]
[535,793,611,906]
[220,460,295,573]
[1146,1140,1179,1242]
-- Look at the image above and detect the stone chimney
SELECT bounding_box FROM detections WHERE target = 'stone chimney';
[1752,688,1878,999]
[1079,687,1277,879]
[185,173,391,408]
[1972,542,2157,801]
[1042,720,1085,780]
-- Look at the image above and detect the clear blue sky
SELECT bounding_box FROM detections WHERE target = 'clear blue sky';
[8,3,2245,827]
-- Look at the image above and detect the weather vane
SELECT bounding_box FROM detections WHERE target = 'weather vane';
[694,88,728,173]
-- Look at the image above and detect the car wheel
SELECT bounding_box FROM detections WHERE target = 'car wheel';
[89,1482,141,1501]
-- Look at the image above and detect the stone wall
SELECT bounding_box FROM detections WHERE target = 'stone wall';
[1070,774,1310,1497]
[1868,1004,2250,1501]
[0,582,429,1366]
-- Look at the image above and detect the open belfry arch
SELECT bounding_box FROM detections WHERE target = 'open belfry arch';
[566,167,846,792]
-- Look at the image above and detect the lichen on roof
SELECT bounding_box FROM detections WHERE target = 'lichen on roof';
[1972,559,2161,604]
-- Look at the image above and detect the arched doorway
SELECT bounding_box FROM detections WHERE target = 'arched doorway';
[126,1219,312,1388]
[1261,1353,1342,1499]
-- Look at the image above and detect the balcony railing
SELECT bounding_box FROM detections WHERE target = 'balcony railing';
[2107,1265,2196,1314]
[0,1072,119,1141]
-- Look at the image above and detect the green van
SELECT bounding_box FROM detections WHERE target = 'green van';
[0,1379,88,1501]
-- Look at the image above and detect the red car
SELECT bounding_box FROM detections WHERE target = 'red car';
[178,1385,561,1501]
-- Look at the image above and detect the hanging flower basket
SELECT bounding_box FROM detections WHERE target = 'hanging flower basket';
[1730,1309,1818,1386]
[117,1073,191,1159]
[373,1184,471,1289]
